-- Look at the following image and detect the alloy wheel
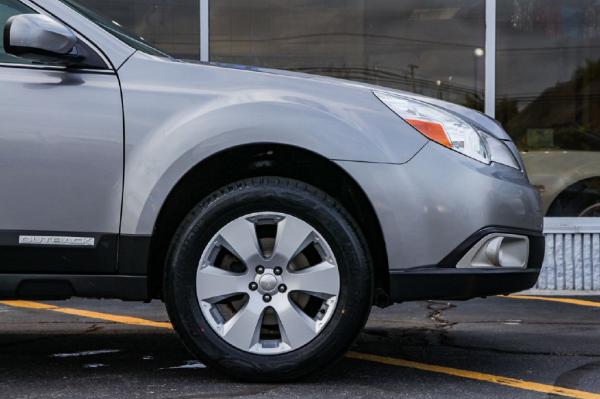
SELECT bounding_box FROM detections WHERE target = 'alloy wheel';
[196,212,340,354]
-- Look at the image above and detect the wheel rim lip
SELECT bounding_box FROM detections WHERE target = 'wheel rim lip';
[579,203,600,217]
[196,211,341,355]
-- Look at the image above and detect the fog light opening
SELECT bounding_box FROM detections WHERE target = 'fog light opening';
[457,234,529,268]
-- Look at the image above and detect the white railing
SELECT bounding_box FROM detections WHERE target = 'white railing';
[535,218,600,291]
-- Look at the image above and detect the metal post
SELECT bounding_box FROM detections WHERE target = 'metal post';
[200,0,209,62]
[484,0,496,117]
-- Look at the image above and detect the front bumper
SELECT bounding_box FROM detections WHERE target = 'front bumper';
[335,142,544,271]
[389,227,545,301]
[336,141,545,302]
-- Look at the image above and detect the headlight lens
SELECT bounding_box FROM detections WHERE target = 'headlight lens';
[374,91,490,164]
[485,132,520,169]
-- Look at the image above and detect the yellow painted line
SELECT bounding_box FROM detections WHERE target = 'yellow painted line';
[506,295,600,308]
[3,300,600,399]
[346,352,600,399]
[0,300,173,329]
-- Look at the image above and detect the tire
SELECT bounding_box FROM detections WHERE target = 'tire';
[548,182,600,217]
[164,176,373,381]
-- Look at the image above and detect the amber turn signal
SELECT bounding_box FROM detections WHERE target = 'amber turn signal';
[404,118,452,148]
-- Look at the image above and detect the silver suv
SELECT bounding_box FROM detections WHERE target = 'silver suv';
[0,0,544,381]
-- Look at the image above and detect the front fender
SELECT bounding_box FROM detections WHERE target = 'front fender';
[123,102,418,234]
[118,54,426,234]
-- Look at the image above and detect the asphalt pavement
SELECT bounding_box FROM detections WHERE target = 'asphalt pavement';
[1,295,599,399]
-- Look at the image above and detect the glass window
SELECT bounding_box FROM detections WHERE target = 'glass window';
[59,0,168,57]
[210,0,486,110]
[496,0,600,216]
[0,0,35,65]
[75,0,200,59]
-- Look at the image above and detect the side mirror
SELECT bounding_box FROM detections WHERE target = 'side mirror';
[4,14,78,62]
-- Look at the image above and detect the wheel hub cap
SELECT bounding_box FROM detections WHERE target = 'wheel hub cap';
[258,273,278,293]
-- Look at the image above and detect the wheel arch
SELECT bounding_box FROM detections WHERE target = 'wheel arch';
[146,143,391,306]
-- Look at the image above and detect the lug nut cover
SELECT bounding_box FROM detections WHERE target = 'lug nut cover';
[274,267,282,275]
[278,284,287,293]
[255,265,264,274]
[249,282,258,291]
[263,294,272,302]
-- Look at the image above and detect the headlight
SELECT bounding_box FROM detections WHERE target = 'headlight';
[485,132,520,169]
[374,91,490,164]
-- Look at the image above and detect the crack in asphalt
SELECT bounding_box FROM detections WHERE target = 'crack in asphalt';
[85,324,104,333]
[369,319,600,326]
[361,327,600,359]
[438,320,600,326]
[364,301,600,359]
[426,301,457,329]
[438,341,600,358]
[425,301,600,358]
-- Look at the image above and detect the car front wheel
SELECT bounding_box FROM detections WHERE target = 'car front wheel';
[164,177,372,381]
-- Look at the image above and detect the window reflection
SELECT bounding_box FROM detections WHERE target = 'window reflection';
[0,0,35,64]
[76,0,199,59]
[210,0,485,110]
[496,0,600,216]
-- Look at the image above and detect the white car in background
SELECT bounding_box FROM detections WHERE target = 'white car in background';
[523,151,600,217]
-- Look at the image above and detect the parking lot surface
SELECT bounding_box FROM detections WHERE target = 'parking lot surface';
[1,295,599,399]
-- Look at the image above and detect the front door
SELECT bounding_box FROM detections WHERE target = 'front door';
[0,0,123,273]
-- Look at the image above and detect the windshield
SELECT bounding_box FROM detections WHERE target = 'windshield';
[58,0,170,58]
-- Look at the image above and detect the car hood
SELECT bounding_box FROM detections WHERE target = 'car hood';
[202,61,512,141]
